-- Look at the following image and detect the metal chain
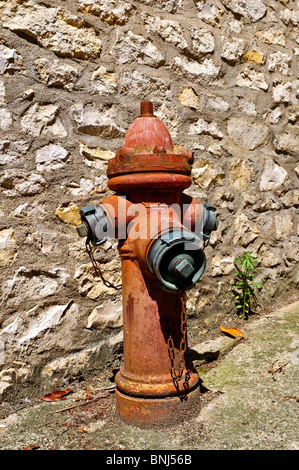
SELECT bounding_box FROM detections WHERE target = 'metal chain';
[85,238,122,291]
[203,237,210,250]
[167,237,210,393]
[167,292,190,394]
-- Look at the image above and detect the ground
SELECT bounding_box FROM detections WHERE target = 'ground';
[0,300,298,451]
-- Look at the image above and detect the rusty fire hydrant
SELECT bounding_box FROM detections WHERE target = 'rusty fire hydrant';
[76,101,218,425]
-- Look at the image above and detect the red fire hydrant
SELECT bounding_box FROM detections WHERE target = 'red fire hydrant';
[77,101,218,425]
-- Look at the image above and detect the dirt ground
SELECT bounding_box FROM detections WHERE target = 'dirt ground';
[0,300,298,452]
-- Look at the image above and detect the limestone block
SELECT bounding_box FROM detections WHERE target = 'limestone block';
[40,232,59,256]
[11,202,47,220]
[257,244,281,267]
[40,330,123,385]
[274,212,293,240]
[21,103,67,138]
[189,118,223,139]
[192,161,225,188]
[267,107,283,124]
[194,0,223,26]
[134,0,180,13]
[15,173,47,196]
[259,158,289,191]
[221,36,246,64]
[0,303,73,347]
[2,267,70,307]
[66,176,108,196]
[213,188,235,209]
[191,28,215,56]
[236,67,268,91]
[74,261,122,298]
[79,0,135,25]
[0,79,13,133]
[0,44,22,74]
[274,124,299,155]
[222,0,267,22]
[110,31,164,67]
[0,228,17,268]
[155,103,179,138]
[238,97,256,116]
[0,79,6,106]
[70,103,124,137]
[120,70,170,100]
[141,13,188,50]
[0,108,12,131]
[0,1,102,59]
[229,158,252,189]
[268,51,291,75]
[229,20,244,34]
[211,254,235,277]
[87,300,122,329]
[205,96,230,113]
[79,143,114,169]
[288,106,299,124]
[0,141,29,166]
[91,66,117,95]
[22,89,35,100]
[256,28,286,46]
[280,7,299,26]
[280,189,299,208]
[272,80,292,103]
[0,170,46,196]
[178,87,199,110]
[55,203,81,226]
[252,195,281,212]
[243,50,264,64]
[233,213,259,246]
[172,57,220,82]
[35,58,79,89]
[227,118,269,150]
[283,239,299,264]
[35,144,69,172]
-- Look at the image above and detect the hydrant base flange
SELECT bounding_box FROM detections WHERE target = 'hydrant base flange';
[115,386,200,426]
[115,366,200,397]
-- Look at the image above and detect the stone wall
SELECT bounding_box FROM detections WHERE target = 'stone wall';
[0,0,298,399]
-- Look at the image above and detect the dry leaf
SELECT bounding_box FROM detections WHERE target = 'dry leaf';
[40,388,72,402]
[220,325,244,338]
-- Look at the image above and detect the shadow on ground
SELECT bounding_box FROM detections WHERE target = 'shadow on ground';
[0,301,298,450]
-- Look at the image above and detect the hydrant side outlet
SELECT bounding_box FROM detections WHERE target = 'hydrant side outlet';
[76,101,219,426]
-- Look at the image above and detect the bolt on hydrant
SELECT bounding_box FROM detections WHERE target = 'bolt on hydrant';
[76,101,218,425]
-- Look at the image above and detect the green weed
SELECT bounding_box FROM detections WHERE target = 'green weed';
[233,251,262,319]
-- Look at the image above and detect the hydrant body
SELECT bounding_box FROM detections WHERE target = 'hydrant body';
[77,102,218,425]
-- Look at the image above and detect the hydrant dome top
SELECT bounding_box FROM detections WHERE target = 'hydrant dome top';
[122,101,174,153]
[107,100,194,192]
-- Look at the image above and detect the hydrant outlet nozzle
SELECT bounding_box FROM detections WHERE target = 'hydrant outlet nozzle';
[76,205,109,246]
[202,204,218,239]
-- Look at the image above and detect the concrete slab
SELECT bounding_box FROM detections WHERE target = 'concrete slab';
[0,301,298,450]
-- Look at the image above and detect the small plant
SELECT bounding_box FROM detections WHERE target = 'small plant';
[233,251,262,319]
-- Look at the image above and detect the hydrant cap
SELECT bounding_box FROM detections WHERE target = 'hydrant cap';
[122,101,174,154]
[107,101,194,191]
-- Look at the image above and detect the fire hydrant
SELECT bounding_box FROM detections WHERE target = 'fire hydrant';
[76,101,218,425]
